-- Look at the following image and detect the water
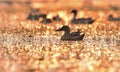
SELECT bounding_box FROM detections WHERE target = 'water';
[0,10,120,72]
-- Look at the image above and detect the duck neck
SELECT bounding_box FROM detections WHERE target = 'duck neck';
[72,12,77,20]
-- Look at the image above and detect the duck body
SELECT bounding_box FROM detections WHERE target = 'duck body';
[61,33,85,41]
[27,13,39,20]
[108,14,120,21]
[71,18,94,24]
[71,9,95,24]
[41,18,52,24]
[41,15,52,24]
[27,13,46,21]
[52,15,62,21]
[55,26,85,41]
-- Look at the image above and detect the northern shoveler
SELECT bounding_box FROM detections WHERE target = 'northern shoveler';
[108,14,120,21]
[55,26,85,41]
[71,9,95,24]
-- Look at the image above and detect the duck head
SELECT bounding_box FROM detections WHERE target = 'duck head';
[108,14,113,18]
[71,9,78,15]
[55,26,70,33]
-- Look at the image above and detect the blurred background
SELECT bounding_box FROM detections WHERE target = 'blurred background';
[0,0,120,10]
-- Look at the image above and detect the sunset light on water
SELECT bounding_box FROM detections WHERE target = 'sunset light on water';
[0,0,120,72]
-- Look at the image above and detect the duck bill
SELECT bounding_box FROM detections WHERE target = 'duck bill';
[55,28,62,31]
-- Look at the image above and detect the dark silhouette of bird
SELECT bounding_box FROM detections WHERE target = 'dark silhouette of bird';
[27,8,46,21]
[71,9,95,24]
[108,14,120,21]
[52,15,62,21]
[55,26,85,41]
[27,12,47,21]
[41,15,52,24]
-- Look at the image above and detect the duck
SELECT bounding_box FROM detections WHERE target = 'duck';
[27,12,46,21]
[71,9,95,24]
[27,8,46,21]
[55,26,85,41]
[52,15,62,21]
[41,15,52,24]
[108,14,120,21]
[27,13,39,20]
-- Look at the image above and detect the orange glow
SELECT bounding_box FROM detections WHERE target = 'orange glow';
[31,3,43,9]
[0,1,120,72]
